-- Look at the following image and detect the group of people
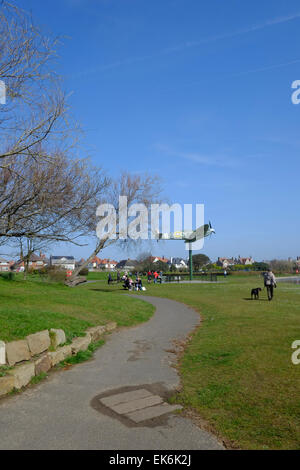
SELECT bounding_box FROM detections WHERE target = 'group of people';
[122,273,143,291]
[147,270,163,284]
[107,270,165,291]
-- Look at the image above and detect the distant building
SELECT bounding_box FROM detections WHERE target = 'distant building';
[0,257,10,272]
[50,256,75,271]
[216,256,255,268]
[13,253,48,272]
[115,259,138,271]
[216,257,235,268]
[148,256,169,264]
[76,258,86,268]
[168,257,188,269]
[87,257,118,271]
[237,256,255,265]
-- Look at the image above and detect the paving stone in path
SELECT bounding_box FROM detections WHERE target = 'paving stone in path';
[99,388,182,424]
[126,403,182,424]
[100,388,152,407]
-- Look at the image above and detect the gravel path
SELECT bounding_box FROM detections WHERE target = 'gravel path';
[0,296,224,450]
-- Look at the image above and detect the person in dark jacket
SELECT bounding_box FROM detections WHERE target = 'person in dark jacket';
[263,269,277,301]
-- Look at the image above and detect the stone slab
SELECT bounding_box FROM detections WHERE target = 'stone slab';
[26,330,51,357]
[86,326,106,342]
[0,375,15,397]
[50,329,66,349]
[48,345,72,366]
[100,388,152,408]
[35,354,51,375]
[71,334,91,355]
[6,340,31,366]
[126,403,183,423]
[8,362,35,389]
[110,395,163,415]
[0,341,6,365]
[105,322,117,332]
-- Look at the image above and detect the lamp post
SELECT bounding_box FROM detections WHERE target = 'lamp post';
[189,243,193,281]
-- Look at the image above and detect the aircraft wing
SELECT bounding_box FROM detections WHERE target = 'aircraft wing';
[155,223,215,242]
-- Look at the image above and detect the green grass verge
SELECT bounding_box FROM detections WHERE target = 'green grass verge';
[120,276,300,450]
[0,277,154,343]
[56,339,105,367]
[0,365,13,377]
[30,372,48,385]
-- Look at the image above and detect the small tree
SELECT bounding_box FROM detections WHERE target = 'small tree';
[192,254,211,271]
[68,172,162,284]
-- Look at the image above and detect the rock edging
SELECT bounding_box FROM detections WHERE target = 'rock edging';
[0,323,117,397]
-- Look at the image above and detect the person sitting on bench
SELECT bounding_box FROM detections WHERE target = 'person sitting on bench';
[123,276,133,291]
[135,277,143,291]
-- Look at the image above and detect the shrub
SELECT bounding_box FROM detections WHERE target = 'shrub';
[0,272,15,281]
[46,267,66,283]
[79,267,89,276]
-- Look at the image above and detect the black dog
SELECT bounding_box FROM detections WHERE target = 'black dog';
[251,287,262,300]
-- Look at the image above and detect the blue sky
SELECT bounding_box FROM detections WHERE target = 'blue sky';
[13,0,300,262]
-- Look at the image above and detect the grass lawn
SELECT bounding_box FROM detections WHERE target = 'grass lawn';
[122,275,300,450]
[2,274,300,449]
[0,277,154,343]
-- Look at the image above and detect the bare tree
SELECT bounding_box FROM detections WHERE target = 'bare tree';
[0,1,74,166]
[10,236,48,279]
[68,172,162,284]
[0,151,110,248]
[269,259,294,274]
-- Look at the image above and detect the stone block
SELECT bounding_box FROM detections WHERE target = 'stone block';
[100,389,152,407]
[26,330,51,356]
[8,362,35,389]
[48,345,72,367]
[105,322,117,332]
[126,403,183,423]
[110,395,163,415]
[0,375,15,397]
[6,340,31,366]
[86,326,106,342]
[71,334,91,355]
[0,341,6,365]
[50,329,66,349]
[35,354,51,375]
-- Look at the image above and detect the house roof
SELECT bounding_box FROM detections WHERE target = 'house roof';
[90,257,118,265]
[116,259,138,268]
[170,257,187,264]
[51,256,75,261]
[30,253,47,262]
[13,254,48,266]
[239,257,253,264]
[149,256,169,263]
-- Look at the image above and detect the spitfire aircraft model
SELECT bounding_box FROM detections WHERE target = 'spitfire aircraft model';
[155,222,215,243]
[155,222,215,280]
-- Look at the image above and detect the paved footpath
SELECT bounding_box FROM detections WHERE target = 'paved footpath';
[0,296,224,450]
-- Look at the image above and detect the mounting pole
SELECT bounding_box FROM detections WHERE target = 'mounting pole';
[189,243,193,281]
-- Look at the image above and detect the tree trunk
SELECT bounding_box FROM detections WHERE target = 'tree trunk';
[65,238,109,286]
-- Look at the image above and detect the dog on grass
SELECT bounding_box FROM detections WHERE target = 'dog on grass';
[251,287,262,300]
